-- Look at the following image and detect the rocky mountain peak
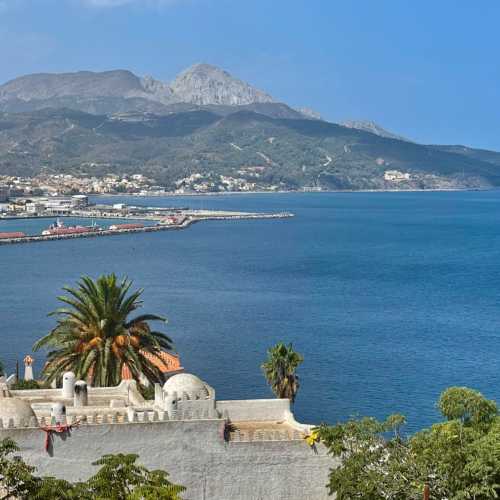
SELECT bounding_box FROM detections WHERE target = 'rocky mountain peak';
[139,75,174,103]
[0,64,277,109]
[170,63,274,106]
[0,69,145,101]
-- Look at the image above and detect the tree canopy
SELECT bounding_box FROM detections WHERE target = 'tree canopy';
[316,387,500,499]
[33,274,173,387]
[261,343,303,403]
[0,438,185,499]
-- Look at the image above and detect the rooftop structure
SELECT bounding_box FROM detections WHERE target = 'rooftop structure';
[121,350,183,381]
[0,370,333,499]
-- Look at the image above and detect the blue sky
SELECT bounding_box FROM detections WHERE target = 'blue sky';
[1,0,499,150]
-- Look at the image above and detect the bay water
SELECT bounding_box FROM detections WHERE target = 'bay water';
[1,191,499,433]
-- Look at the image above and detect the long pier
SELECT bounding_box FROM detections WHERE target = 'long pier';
[0,212,293,246]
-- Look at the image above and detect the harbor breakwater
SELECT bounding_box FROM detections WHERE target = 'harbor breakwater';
[0,212,293,245]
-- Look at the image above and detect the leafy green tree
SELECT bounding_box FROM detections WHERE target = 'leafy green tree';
[438,386,497,425]
[0,438,39,499]
[317,414,425,499]
[85,454,185,500]
[0,440,78,499]
[0,439,185,499]
[29,476,87,500]
[0,359,4,377]
[411,387,499,499]
[261,343,303,403]
[33,274,173,387]
[316,387,500,499]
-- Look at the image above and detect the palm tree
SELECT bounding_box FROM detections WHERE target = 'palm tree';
[261,343,303,403]
[33,274,173,387]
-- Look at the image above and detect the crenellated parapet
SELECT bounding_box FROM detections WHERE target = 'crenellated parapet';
[0,372,308,443]
[230,428,306,442]
[0,407,224,431]
[0,416,40,429]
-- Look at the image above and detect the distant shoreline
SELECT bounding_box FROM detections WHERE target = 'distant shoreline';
[95,186,493,198]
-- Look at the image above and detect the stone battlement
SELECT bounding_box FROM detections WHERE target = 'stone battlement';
[0,408,223,430]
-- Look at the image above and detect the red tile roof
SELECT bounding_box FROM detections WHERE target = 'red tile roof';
[121,351,183,380]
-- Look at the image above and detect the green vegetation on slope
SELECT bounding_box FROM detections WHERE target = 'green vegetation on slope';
[2,108,500,190]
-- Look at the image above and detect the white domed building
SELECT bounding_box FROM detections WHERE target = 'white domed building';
[0,369,332,499]
[163,373,211,397]
[156,373,215,415]
[0,383,37,426]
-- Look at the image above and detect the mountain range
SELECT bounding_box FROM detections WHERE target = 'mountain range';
[1,63,499,191]
[0,64,278,115]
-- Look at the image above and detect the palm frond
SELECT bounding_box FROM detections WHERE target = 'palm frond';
[34,274,172,387]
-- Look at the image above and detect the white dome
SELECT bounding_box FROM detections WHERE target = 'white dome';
[0,388,36,423]
[163,373,209,397]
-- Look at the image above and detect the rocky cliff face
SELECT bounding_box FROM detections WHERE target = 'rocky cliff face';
[0,65,417,135]
[139,75,175,103]
[0,64,275,109]
[170,63,274,105]
[0,70,147,101]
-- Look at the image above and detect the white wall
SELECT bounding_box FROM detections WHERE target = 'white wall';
[0,418,334,500]
[216,399,291,421]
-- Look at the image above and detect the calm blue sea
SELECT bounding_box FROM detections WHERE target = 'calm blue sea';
[1,191,499,433]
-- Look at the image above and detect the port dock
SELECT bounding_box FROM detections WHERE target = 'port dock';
[0,211,293,245]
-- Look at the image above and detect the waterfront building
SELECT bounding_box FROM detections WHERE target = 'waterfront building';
[0,185,9,202]
[24,196,87,215]
[25,197,76,215]
[44,198,73,215]
[71,195,89,208]
[0,371,332,499]
[26,202,46,214]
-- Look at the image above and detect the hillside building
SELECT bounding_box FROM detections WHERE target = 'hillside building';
[384,170,411,182]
